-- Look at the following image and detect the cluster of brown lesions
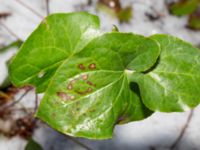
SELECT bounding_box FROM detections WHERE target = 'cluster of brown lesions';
[78,63,96,70]
[56,63,97,101]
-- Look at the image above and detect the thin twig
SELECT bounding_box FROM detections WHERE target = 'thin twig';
[65,135,93,150]
[7,88,32,108]
[0,20,22,40]
[34,92,38,113]
[45,0,50,15]
[0,88,32,111]
[0,12,11,19]
[10,107,34,112]
[15,0,44,19]
[170,109,194,149]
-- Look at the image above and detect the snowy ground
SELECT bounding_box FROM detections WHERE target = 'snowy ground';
[0,0,200,150]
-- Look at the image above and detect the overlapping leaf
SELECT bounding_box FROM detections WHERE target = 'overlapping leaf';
[9,12,100,93]
[35,32,159,139]
[130,34,200,112]
[9,12,200,139]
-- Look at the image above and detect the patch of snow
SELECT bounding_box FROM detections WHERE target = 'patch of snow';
[0,0,200,150]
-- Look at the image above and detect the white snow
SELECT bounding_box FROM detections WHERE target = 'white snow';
[0,0,200,150]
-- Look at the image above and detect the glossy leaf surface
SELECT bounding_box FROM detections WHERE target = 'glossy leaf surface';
[130,34,200,112]
[9,12,100,93]
[36,32,159,139]
[9,12,200,139]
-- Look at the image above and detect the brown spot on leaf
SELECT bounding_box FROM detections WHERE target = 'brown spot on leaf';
[57,92,70,101]
[70,80,76,84]
[88,63,96,70]
[75,91,85,95]
[87,88,93,92]
[67,83,73,90]
[78,64,85,70]
[70,95,75,100]
[82,74,88,80]
[75,88,93,95]
[87,81,96,87]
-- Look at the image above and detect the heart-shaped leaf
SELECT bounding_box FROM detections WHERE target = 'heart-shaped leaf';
[130,34,200,112]
[36,32,159,139]
[9,12,200,139]
[9,12,160,139]
[9,12,100,93]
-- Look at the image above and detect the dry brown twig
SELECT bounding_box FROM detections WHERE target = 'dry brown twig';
[0,12,11,19]
[0,87,32,111]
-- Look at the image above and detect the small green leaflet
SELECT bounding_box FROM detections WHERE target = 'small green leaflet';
[9,12,200,139]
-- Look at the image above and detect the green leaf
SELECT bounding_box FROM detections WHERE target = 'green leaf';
[130,34,200,112]
[25,138,43,150]
[9,12,160,139]
[9,12,100,93]
[36,32,159,139]
[170,0,199,16]
[9,12,200,139]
